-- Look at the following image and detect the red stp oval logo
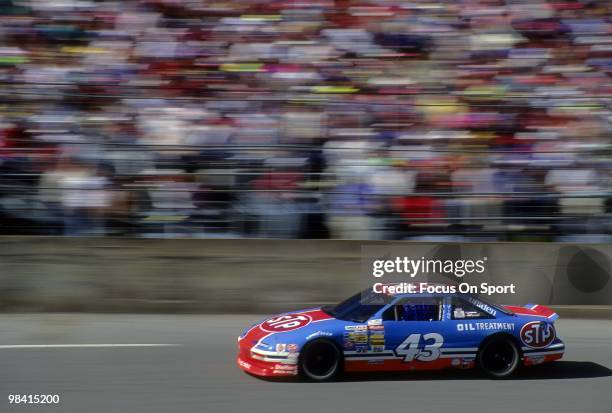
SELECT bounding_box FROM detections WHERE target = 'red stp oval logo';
[260,314,312,333]
[520,321,556,349]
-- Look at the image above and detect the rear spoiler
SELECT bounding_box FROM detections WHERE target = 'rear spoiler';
[524,303,559,321]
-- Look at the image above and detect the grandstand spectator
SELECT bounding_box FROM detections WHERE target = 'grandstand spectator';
[0,0,609,241]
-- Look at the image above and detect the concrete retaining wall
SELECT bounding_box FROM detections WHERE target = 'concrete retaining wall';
[0,237,610,313]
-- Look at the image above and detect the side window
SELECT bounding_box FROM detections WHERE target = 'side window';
[451,298,493,320]
[382,298,442,322]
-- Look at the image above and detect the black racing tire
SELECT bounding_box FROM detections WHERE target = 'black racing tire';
[299,339,342,382]
[478,336,520,379]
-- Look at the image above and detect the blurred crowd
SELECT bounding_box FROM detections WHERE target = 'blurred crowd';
[0,0,611,241]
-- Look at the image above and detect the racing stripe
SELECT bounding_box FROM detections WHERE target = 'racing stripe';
[301,308,335,323]
[521,343,565,353]
[439,353,476,358]
[522,350,564,356]
[345,352,401,361]
[441,347,478,352]
[344,351,394,357]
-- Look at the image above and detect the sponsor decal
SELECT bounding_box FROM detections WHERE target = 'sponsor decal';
[272,364,297,375]
[238,359,252,370]
[287,344,298,353]
[261,314,312,333]
[368,330,385,352]
[369,333,384,342]
[273,364,296,371]
[343,325,387,352]
[344,325,370,350]
[456,322,515,332]
[305,331,333,340]
[525,355,546,365]
[345,325,368,331]
[272,369,296,375]
[344,332,368,342]
[275,343,286,352]
[466,297,497,316]
[368,318,382,326]
[520,321,556,349]
[458,360,473,369]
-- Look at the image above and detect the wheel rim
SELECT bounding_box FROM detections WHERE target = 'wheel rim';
[482,340,517,375]
[303,341,338,379]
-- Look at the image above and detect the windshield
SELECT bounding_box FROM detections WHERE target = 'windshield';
[322,290,388,323]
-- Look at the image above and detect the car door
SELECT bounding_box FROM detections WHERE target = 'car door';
[382,296,445,365]
[442,296,500,359]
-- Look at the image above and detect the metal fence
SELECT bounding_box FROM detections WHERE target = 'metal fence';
[1,141,610,241]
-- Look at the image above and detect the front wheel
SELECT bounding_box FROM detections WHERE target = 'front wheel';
[299,339,341,381]
[478,337,520,379]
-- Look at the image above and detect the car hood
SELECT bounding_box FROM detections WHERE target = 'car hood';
[238,307,343,349]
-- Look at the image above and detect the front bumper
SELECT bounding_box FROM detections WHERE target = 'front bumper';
[522,340,565,366]
[237,355,298,377]
[237,343,299,377]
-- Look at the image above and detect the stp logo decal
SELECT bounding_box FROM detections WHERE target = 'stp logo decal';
[261,314,312,333]
[520,321,556,349]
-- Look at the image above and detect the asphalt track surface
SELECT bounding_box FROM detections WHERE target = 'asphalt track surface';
[1,315,611,413]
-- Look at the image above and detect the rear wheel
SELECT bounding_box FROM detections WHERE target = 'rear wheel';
[299,339,341,381]
[478,337,520,378]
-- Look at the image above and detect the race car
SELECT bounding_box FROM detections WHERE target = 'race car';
[237,285,564,381]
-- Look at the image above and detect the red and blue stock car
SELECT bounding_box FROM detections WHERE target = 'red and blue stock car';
[237,287,564,381]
